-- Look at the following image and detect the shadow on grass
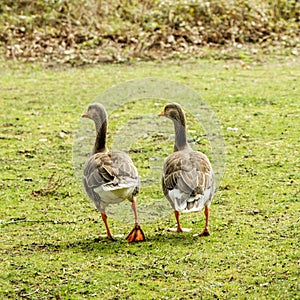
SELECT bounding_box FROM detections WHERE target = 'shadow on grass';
[70,231,209,252]
[13,231,212,255]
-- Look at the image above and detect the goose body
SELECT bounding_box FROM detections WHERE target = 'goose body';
[163,150,215,213]
[160,102,215,236]
[82,103,145,242]
[83,150,139,210]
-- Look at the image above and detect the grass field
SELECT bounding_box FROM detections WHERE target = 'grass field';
[1,56,299,299]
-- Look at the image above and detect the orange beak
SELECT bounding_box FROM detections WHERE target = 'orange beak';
[159,109,165,116]
[81,111,88,118]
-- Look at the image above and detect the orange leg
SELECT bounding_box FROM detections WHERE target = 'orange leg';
[199,205,210,236]
[132,197,139,225]
[175,210,183,232]
[101,212,114,240]
[126,197,145,242]
[168,210,191,233]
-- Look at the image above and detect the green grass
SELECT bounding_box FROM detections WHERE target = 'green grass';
[0,57,299,299]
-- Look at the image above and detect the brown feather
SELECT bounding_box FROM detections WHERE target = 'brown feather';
[163,150,212,195]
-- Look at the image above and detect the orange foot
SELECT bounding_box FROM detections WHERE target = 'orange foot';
[198,228,210,237]
[126,224,145,242]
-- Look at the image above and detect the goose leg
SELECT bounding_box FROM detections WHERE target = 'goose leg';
[199,205,210,236]
[126,197,145,242]
[168,210,192,232]
[101,212,114,240]
[132,197,139,225]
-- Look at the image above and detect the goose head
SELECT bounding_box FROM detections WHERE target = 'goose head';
[159,102,186,126]
[82,103,107,123]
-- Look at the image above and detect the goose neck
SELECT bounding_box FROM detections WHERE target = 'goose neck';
[93,118,108,154]
[173,120,188,151]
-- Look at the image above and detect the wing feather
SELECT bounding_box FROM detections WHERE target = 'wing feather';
[162,150,215,211]
[83,150,139,211]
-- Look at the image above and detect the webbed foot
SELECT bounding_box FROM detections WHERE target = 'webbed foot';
[126,224,145,242]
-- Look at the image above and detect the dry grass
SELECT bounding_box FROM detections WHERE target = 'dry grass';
[0,0,299,64]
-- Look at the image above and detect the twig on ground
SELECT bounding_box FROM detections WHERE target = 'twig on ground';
[30,173,66,197]
[1,219,78,226]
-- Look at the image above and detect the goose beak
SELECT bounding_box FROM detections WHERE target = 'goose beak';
[159,110,165,116]
[82,111,88,118]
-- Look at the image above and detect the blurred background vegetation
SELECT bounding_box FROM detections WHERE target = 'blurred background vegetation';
[0,0,299,64]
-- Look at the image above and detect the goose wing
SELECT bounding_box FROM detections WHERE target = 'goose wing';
[162,150,215,211]
[83,150,139,210]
